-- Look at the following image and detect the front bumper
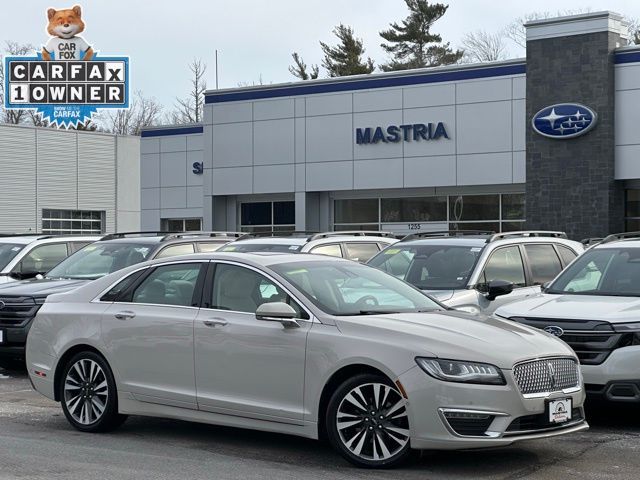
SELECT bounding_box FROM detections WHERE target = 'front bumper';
[581,346,640,391]
[0,322,32,358]
[398,366,587,450]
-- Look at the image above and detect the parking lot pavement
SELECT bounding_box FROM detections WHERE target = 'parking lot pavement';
[1,365,639,480]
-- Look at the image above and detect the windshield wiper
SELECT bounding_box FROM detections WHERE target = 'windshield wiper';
[357,310,402,315]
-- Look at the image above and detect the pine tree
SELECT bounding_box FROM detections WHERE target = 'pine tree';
[320,24,375,77]
[380,0,462,71]
[288,53,319,80]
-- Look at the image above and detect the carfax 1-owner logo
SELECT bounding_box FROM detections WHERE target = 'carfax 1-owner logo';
[3,5,129,128]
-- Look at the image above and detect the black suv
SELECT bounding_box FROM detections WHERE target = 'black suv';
[0,231,241,362]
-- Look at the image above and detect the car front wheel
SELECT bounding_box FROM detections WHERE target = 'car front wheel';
[326,373,411,468]
[59,351,127,432]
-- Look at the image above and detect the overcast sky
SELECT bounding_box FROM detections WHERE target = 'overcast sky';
[3,1,640,111]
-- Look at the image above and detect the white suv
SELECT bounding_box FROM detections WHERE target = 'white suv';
[495,232,640,403]
[368,230,584,314]
[219,231,398,262]
[0,234,100,284]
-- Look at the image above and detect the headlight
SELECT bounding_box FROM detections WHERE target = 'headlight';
[416,357,506,385]
[612,322,640,333]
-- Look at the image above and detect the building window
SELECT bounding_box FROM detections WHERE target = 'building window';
[161,218,203,232]
[240,201,295,233]
[42,209,105,235]
[625,190,640,231]
[333,193,525,234]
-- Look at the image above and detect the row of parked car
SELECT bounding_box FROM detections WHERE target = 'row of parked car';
[1,228,638,467]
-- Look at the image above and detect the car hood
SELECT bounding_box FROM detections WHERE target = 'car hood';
[334,310,573,369]
[421,289,456,302]
[0,278,91,297]
[495,293,640,324]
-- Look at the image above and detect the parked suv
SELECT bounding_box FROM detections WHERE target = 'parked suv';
[0,231,240,361]
[219,231,398,262]
[368,230,584,314]
[495,231,640,403]
[0,234,100,284]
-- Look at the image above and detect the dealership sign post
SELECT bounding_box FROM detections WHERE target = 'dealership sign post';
[3,5,129,128]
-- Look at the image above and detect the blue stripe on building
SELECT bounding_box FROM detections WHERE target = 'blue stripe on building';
[615,51,640,64]
[205,63,527,104]
[141,126,203,137]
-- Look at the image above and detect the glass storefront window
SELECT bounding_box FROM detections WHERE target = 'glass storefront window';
[240,201,295,233]
[449,195,499,222]
[162,218,203,232]
[502,194,525,220]
[381,197,447,222]
[334,199,378,224]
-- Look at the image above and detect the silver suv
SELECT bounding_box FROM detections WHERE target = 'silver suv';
[368,230,584,314]
[495,231,640,403]
[219,231,398,262]
[0,234,100,284]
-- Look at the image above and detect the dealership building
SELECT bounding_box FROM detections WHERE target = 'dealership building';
[0,123,140,234]
[140,11,640,240]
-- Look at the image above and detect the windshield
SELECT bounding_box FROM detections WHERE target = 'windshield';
[547,247,640,297]
[0,243,25,271]
[367,244,483,290]
[47,242,154,280]
[271,260,442,316]
[220,243,302,253]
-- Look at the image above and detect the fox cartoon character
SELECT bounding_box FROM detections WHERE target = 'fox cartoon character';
[41,5,94,61]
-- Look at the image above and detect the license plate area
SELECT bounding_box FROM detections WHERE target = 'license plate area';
[547,398,572,424]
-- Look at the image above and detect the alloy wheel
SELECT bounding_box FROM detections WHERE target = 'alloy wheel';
[336,382,409,462]
[63,358,109,425]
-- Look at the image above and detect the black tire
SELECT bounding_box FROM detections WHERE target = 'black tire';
[325,373,411,468]
[59,351,127,433]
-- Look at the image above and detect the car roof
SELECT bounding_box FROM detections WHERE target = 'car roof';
[0,235,100,245]
[230,237,309,246]
[396,237,488,247]
[593,238,640,249]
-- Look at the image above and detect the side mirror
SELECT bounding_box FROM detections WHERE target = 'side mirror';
[255,302,300,328]
[486,280,514,301]
[541,281,550,292]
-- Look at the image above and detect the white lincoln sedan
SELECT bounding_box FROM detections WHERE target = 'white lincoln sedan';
[26,253,587,468]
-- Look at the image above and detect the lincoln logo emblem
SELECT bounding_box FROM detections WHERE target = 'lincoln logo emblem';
[548,363,557,389]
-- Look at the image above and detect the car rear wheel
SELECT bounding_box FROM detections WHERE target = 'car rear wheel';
[59,351,127,432]
[326,373,411,468]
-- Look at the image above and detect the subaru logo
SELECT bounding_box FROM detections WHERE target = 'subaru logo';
[544,325,564,337]
[532,103,597,139]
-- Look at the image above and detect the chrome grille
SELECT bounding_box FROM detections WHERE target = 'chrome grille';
[513,358,579,395]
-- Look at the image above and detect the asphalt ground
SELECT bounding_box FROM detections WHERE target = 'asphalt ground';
[1,363,638,480]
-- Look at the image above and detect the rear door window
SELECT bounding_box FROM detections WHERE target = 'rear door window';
[525,244,563,285]
[155,243,195,259]
[556,245,578,266]
[130,263,203,306]
[310,244,343,258]
[343,242,381,262]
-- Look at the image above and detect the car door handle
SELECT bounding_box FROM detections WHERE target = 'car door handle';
[114,311,136,320]
[203,317,228,327]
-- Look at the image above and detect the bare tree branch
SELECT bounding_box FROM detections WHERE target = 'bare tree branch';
[0,41,36,125]
[99,90,163,135]
[168,59,207,124]
[505,10,591,49]
[461,30,508,63]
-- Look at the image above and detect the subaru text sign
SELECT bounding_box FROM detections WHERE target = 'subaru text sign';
[3,5,129,128]
[532,103,597,139]
[356,122,449,145]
